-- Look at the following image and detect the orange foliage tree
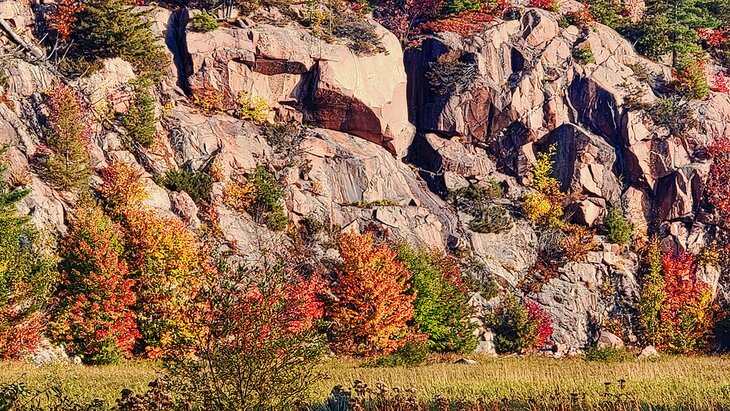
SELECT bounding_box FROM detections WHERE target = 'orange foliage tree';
[328,232,415,357]
[47,0,85,42]
[50,206,139,364]
[96,161,213,358]
[658,253,715,353]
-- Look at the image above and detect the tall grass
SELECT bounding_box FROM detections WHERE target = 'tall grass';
[1,356,730,409]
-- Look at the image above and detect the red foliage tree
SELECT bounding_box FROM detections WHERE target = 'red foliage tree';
[706,137,730,227]
[418,10,496,36]
[373,0,448,39]
[529,0,556,11]
[47,0,85,42]
[712,72,730,92]
[50,206,139,364]
[328,232,416,357]
[525,299,553,348]
[659,253,715,353]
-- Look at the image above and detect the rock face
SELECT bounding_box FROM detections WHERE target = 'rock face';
[2,0,730,355]
[404,9,726,230]
[182,17,414,156]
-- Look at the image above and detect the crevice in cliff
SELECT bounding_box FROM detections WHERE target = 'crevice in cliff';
[165,8,193,95]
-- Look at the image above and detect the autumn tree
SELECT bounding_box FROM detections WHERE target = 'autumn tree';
[167,258,325,411]
[706,137,730,226]
[50,206,139,364]
[38,83,91,192]
[659,252,715,353]
[97,161,212,357]
[638,239,715,353]
[328,232,415,357]
[371,0,447,40]
[486,293,553,354]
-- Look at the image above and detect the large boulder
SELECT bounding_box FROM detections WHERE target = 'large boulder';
[597,330,625,349]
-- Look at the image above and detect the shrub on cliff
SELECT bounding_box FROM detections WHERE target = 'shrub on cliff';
[523,146,565,228]
[426,55,478,96]
[445,0,484,14]
[468,205,514,234]
[121,78,157,148]
[246,165,288,231]
[396,244,478,353]
[572,44,596,64]
[0,148,57,359]
[448,181,504,214]
[190,11,219,32]
[646,97,698,137]
[236,93,271,124]
[332,14,387,55]
[50,206,139,364]
[583,0,626,30]
[97,161,148,218]
[674,59,710,100]
[161,169,213,203]
[302,0,386,55]
[328,232,416,357]
[605,207,633,246]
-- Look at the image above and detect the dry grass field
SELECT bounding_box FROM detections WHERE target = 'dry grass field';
[1,355,730,409]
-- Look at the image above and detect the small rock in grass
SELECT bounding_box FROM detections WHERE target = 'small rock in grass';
[454,358,478,365]
[597,330,624,349]
[638,345,659,359]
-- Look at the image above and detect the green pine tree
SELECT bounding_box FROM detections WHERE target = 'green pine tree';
[70,0,167,78]
[636,0,727,65]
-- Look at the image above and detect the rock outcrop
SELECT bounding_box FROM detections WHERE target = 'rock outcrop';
[183,17,414,156]
[2,0,729,353]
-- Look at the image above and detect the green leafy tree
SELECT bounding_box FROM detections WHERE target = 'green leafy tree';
[638,239,665,346]
[397,244,478,353]
[0,147,57,358]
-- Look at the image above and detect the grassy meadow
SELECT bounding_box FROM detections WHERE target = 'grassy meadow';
[2,355,730,409]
